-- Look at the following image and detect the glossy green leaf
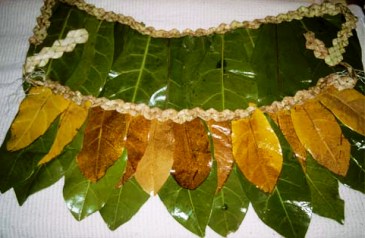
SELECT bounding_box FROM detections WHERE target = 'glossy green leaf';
[305,155,344,224]
[100,177,149,230]
[30,3,365,111]
[337,126,365,193]
[158,160,217,237]
[208,165,249,237]
[14,124,85,205]
[0,118,60,193]
[238,117,312,238]
[63,150,127,220]
[37,4,114,96]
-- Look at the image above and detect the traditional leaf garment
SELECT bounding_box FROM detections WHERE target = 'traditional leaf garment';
[0,0,364,237]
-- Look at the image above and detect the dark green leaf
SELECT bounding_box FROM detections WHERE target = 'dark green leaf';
[63,149,127,220]
[337,126,365,193]
[158,160,217,237]
[305,155,344,224]
[208,166,249,237]
[238,117,312,238]
[14,124,85,205]
[100,177,149,230]
[39,4,114,97]
[0,117,59,193]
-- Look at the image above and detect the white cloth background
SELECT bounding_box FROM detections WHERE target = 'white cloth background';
[0,0,364,237]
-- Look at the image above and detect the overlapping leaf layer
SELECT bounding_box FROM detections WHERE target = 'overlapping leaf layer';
[1,2,365,238]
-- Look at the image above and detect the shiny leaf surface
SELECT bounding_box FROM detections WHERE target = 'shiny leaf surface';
[63,150,127,220]
[232,109,283,193]
[7,87,69,151]
[207,120,234,192]
[208,166,249,237]
[14,124,85,205]
[238,118,312,238]
[337,126,365,193]
[291,100,351,176]
[172,118,211,190]
[134,120,174,195]
[100,177,149,230]
[320,88,365,136]
[77,107,130,182]
[305,155,344,223]
[0,118,59,193]
[39,101,90,165]
[159,159,217,237]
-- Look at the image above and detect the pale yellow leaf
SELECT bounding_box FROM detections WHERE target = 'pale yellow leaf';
[38,101,91,165]
[320,88,365,136]
[76,107,131,182]
[291,100,351,176]
[232,109,283,193]
[7,86,70,151]
[134,120,174,195]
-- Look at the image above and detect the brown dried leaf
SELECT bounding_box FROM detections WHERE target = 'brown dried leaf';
[270,110,307,168]
[118,116,151,187]
[172,118,211,190]
[320,87,365,136]
[291,100,351,176]
[7,86,70,151]
[232,109,283,193]
[38,101,91,165]
[207,120,234,192]
[134,120,175,195]
[77,107,131,182]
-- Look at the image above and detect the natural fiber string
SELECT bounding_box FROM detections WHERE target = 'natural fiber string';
[24,72,357,124]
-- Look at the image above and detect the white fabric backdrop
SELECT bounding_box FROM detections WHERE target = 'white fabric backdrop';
[0,1,364,237]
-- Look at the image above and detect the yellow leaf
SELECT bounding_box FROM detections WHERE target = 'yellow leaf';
[270,110,307,168]
[232,109,283,193]
[207,120,234,192]
[134,120,175,195]
[118,116,150,187]
[320,88,365,136]
[172,118,211,190]
[76,107,130,182]
[7,86,70,151]
[38,101,91,165]
[291,100,351,176]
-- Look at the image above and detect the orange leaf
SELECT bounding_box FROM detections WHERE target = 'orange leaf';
[232,109,283,193]
[320,88,365,136]
[76,107,130,182]
[38,101,90,165]
[291,100,351,176]
[7,86,70,151]
[270,110,307,168]
[134,120,175,195]
[118,116,150,187]
[207,120,234,192]
[172,118,211,190]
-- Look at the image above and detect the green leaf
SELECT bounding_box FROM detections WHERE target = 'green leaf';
[238,117,312,238]
[100,177,149,230]
[39,4,114,97]
[158,160,217,237]
[305,155,344,224]
[0,117,60,193]
[13,124,85,205]
[208,166,249,237]
[102,27,169,104]
[337,126,365,193]
[63,149,127,220]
